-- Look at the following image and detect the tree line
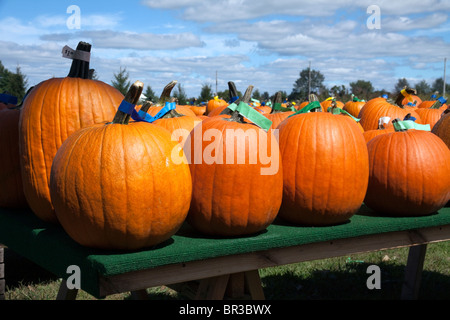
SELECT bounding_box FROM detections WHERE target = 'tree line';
[1,61,447,106]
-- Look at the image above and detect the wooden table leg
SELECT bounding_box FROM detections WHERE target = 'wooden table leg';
[195,274,230,300]
[56,279,78,300]
[244,270,265,300]
[401,244,427,300]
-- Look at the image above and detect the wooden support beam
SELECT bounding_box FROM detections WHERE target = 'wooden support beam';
[401,244,428,300]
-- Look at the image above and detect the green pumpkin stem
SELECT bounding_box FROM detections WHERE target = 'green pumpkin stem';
[112,80,144,125]
[67,41,91,79]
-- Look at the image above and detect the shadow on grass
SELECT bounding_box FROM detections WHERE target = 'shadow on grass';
[260,261,450,300]
[3,248,59,289]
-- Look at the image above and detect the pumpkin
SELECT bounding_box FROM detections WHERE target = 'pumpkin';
[431,108,450,148]
[364,120,450,216]
[189,104,206,116]
[206,96,228,116]
[415,98,448,129]
[264,91,295,129]
[19,42,124,223]
[277,111,369,226]
[358,88,422,131]
[0,106,27,208]
[49,81,192,250]
[363,117,395,143]
[343,95,366,118]
[321,98,344,112]
[150,106,201,146]
[402,94,422,107]
[185,87,282,236]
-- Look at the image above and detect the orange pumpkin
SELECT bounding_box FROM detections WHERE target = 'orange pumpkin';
[365,122,450,216]
[343,96,366,118]
[185,108,283,237]
[431,108,450,148]
[321,99,344,112]
[19,42,124,223]
[206,96,228,115]
[363,117,395,143]
[152,109,201,146]
[49,81,192,250]
[415,100,448,129]
[277,112,369,226]
[358,95,422,131]
[189,104,206,116]
[0,105,27,208]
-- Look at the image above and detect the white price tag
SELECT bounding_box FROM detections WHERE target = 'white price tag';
[61,45,91,62]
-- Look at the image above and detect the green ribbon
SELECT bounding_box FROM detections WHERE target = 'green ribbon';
[273,103,295,112]
[227,101,273,131]
[352,94,361,102]
[288,101,322,118]
[393,120,431,132]
[327,107,360,122]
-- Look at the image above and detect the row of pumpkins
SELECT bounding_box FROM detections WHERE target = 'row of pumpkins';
[1,42,449,251]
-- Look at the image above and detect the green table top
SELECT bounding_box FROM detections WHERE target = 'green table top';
[1,205,450,298]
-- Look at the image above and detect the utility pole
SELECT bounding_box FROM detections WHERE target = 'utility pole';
[444,58,447,97]
[216,71,218,96]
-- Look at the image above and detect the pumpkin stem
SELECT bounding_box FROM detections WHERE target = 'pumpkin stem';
[394,86,416,107]
[220,84,254,117]
[270,91,283,114]
[158,80,178,106]
[112,80,144,125]
[228,81,239,101]
[67,41,91,79]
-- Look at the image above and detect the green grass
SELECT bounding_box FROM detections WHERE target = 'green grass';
[3,242,450,300]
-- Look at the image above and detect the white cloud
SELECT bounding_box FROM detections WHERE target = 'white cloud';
[382,13,448,31]
[41,30,205,50]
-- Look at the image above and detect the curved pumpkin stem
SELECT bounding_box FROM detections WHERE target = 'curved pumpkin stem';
[139,80,177,114]
[394,86,416,107]
[112,80,144,125]
[228,81,239,101]
[158,80,178,106]
[269,91,283,114]
[67,41,91,79]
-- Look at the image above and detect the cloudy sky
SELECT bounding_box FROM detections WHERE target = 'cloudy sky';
[0,0,449,98]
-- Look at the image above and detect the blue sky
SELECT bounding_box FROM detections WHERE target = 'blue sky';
[0,0,449,99]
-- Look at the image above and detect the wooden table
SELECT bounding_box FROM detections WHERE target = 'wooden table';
[1,205,450,300]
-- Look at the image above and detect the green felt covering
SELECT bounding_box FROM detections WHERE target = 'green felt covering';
[1,205,450,298]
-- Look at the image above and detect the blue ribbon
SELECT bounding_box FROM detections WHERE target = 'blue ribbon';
[437,96,447,104]
[382,94,388,99]
[118,100,176,123]
[0,93,18,105]
[229,96,239,104]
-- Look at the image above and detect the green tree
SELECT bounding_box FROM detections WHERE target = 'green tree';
[111,67,130,95]
[198,83,214,103]
[415,80,431,94]
[143,85,157,103]
[394,78,410,93]
[349,80,373,101]
[431,77,450,96]
[290,67,325,101]
[0,62,28,103]
[173,83,188,105]
[252,89,261,101]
